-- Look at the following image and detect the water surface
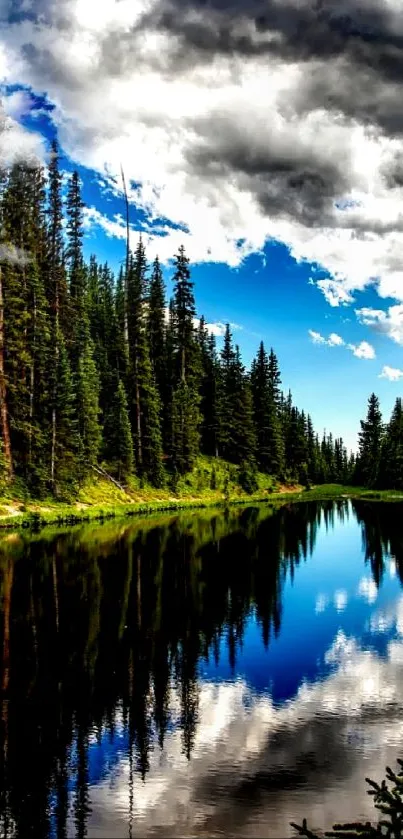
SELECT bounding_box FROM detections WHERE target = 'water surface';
[1,499,403,837]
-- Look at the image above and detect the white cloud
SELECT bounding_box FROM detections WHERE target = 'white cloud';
[309,330,375,359]
[308,329,344,347]
[346,340,376,359]
[2,0,403,302]
[316,279,355,308]
[379,365,403,381]
[2,87,33,119]
[308,329,326,345]
[328,332,344,346]
[356,304,403,346]
[76,618,403,838]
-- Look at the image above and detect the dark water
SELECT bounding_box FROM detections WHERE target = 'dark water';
[1,500,403,838]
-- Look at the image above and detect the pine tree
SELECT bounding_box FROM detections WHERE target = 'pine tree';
[217,324,237,460]
[232,346,257,466]
[103,377,133,481]
[147,255,166,402]
[379,397,403,490]
[251,342,284,476]
[170,245,200,473]
[76,338,101,470]
[127,240,164,485]
[198,318,219,457]
[356,393,384,487]
[172,245,196,383]
[46,140,69,489]
[53,332,79,494]
[65,170,102,477]
[65,171,86,367]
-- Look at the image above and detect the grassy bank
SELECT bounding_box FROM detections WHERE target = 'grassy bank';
[0,460,401,530]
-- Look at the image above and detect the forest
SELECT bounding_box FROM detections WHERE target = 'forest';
[0,140,401,499]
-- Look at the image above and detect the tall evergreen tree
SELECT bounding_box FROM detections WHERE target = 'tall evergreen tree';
[356,393,384,487]
[147,255,166,402]
[198,318,219,457]
[103,377,133,481]
[170,246,200,473]
[251,342,284,476]
[379,397,403,489]
[127,240,163,485]
[65,171,101,475]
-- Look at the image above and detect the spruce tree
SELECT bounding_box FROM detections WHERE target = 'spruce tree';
[147,255,166,403]
[170,245,200,473]
[103,377,133,481]
[65,171,86,367]
[379,397,403,489]
[251,342,284,476]
[197,318,219,457]
[127,239,164,485]
[46,140,70,488]
[217,323,237,460]
[65,170,102,476]
[356,393,384,487]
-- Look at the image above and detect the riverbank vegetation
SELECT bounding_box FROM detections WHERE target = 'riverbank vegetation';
[1,145,403,517]
[0,145,354,503]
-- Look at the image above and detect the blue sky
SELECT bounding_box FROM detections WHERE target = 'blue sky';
[2,0,403,452]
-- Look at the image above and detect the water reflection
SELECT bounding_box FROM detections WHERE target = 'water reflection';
[0,500,402,837]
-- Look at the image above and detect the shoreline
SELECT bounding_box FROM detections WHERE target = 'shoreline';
[0,483,402,531]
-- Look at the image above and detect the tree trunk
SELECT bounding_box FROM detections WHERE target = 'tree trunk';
[0,267,13,482]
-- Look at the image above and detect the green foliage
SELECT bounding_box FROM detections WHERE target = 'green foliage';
[291,758,403,839]
[1,154,365,500]
[238,459,259,494]
[356,393,384,488]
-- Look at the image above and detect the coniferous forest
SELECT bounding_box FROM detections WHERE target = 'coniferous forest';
[0,141,401,498]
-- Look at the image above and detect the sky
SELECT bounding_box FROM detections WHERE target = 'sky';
[2,0,403,452]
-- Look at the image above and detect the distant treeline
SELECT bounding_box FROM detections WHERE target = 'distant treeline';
[0,140,395,496]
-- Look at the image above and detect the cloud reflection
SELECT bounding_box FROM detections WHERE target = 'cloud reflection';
[82,602,403,838]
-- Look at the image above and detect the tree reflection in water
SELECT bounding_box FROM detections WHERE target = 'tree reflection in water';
[0,499,401,838]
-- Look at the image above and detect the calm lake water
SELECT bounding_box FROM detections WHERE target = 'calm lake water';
[1,499,403,838]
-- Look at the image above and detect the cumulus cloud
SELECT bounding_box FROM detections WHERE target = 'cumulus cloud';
[75,618,403,838]
[379,365,403,381]
[356,304,403,345]
[308,329,344,346]
[308,330,375,358]
[347,340,376,359]
[2,0,403,304]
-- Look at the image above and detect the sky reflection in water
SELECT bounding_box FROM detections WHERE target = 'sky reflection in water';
[1,499,403,838]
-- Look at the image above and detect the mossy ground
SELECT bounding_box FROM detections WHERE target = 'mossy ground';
[0,459,401,530]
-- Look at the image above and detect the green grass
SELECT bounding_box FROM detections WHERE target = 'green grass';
[0,462,402,532]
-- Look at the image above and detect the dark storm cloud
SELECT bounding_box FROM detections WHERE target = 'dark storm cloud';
[141,0,403,74]
[185,114,351,227]
[135,0,403,139]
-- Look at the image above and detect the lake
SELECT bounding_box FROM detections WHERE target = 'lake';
[1,499,403,838]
